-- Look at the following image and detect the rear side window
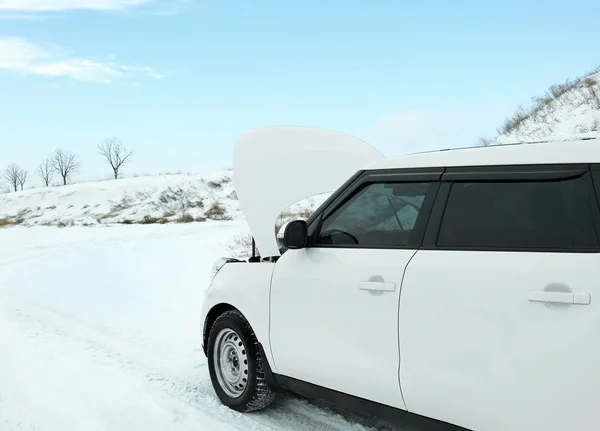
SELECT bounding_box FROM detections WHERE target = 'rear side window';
[437,175,599,250]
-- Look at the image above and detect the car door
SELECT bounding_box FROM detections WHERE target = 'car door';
[269,169,441,409]
[398,164,600,431]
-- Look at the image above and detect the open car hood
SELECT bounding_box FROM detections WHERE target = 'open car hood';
[233,126,384,257]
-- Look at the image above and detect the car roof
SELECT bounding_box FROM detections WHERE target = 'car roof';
[365,136,600,170]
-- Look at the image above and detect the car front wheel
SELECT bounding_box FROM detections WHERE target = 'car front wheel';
[207,310,276,412]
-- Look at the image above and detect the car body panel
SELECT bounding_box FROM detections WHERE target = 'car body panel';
[200,261,279,371]
[269,246,416,410]
[399,250,600,431]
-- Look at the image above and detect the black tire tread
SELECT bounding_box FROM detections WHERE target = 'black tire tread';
[209,310,276,412]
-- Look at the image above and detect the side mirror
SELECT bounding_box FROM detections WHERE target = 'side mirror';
[283,220,308,249]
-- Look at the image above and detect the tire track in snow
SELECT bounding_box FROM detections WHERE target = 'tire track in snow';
[0,300,262,431]
[0,293,396,431]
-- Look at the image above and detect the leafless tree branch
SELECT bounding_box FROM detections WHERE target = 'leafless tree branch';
[4,163,24,192]
[36,157,54,187]
[51,149,81,186]
[17,169,28,191]
[98,137,133,179]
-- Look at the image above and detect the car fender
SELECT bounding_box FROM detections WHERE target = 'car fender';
[200,261,278,373]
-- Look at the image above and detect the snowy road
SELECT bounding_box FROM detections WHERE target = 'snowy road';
[0,223,411,431]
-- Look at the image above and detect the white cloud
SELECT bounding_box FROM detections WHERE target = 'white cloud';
[0,37,165,83]
[0,0,150,11]
[0,11,49,19]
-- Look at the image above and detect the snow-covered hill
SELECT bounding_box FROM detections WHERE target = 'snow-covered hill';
[0,171,238,227]
[0,171,328,228]
[487,69,600,145]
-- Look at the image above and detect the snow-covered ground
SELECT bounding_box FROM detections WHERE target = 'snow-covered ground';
[0,223,406,431]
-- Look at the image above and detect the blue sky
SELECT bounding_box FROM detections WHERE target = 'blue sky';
[1,0,599,186]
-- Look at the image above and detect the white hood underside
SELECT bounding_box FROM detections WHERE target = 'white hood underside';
[233,126,384,257]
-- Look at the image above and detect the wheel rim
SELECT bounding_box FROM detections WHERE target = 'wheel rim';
[213,328,249,398]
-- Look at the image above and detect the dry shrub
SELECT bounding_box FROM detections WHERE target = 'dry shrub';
[205,202,230,220]
[178,213,195,223]
[225,233,256,259]
[478,136,493,146]
[207,177,231,189]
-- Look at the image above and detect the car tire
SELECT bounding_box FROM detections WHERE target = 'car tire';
[207,310,276,412]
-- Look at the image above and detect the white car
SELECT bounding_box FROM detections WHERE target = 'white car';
[200,126,600,431]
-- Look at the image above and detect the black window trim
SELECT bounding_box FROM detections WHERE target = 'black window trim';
[421,163,600,253]
[305,169,364,238]
[442,163,589,182]
[588,164,600,215]
[306,168,444,250]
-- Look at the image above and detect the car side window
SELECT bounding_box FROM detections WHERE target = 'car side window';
[315,182,431,247]
[437,176,599,249]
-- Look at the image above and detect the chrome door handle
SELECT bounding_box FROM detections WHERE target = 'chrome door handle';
[527,291,591,305]
[358,281,396,292]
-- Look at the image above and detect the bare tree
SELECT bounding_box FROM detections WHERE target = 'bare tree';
[98,137,133,179]
[37,157,54,187]
[4,163,23,192]
[52,149,81,186]
[17,169,28,191]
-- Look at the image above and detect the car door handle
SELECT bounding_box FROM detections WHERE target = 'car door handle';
[358,281,396,292]
[527,291,591,305]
